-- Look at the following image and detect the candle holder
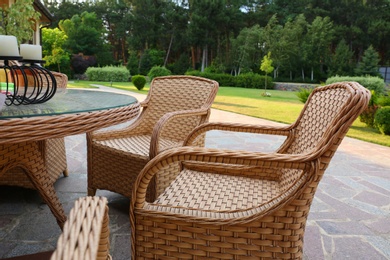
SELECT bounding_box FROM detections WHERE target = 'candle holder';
[0,57,57,105]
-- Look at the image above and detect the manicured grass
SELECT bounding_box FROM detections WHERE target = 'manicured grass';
[67,81,390,147]
[214,88,303,124]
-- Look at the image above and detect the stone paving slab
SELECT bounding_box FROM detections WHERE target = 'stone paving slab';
[1,87,389,259]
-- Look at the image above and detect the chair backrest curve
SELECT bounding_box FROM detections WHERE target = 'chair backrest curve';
[281,81,370,160]
[137,75,219,135]
[276,82,370,192]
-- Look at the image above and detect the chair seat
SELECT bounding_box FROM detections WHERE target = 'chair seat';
[146,169,280,218]
[95,135,182,158]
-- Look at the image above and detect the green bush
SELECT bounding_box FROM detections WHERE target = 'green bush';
[185,71,273,89]
[374,106,390,135]
[235,73,265,89]
[377,95,390,107]
[296,88,313,103]
[360,105,379,128]
[132,75,146,90]
[85,66,130,82]
[359,90,379,128]
[325,76,385,95]
[148,66,171,80]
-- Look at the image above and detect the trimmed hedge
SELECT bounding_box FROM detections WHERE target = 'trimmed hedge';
[325,76,386,95]
[85,66,130,82]
[185,70,273,89]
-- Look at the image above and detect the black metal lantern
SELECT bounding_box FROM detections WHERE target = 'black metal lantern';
[0,57,57,106]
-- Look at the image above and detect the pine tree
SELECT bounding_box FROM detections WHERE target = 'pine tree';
[329,39,354,76]
[354,45,381,77]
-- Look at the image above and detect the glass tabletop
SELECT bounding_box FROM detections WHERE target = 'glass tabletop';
[0,89,138,119]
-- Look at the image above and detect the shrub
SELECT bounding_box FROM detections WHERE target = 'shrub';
[148,66,171,80]
[359,90,379,128]
[296,88,313,103]
[132,75,146,90]
[235,73,265,89]
[360,105,379,128]
[325,76,386,95]
[71,54,96,75]
[377,95,390,107]
[85,66,130,82]
[374,106,390,135]
[185,71,273,89]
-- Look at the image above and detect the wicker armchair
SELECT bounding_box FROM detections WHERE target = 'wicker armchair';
[3,196,110,260]
[0,71,68,189]
[130,82,370,259]
[87,75,219,199]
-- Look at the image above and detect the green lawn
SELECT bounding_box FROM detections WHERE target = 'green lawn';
[67,81,390,147]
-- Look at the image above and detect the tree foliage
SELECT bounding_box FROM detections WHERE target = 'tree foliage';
[260,52,274,91]
[42,28,70,73]
[329,39,354,76]
[355,45,381,77]
[43,0,389,81]
[0,0,40,43]
[59,11,105,55]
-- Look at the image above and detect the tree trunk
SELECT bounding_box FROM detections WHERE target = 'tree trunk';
[191,46,196,69]
[201,45,207,72]
[122,39,127,64]
[311,67,314,81]
[164,33,174,67]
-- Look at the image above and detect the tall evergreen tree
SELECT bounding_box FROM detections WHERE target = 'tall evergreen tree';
[302,16,334,81]
[329,39,354,76]
[354,45,381,77]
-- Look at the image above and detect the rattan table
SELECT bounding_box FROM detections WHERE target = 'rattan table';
[0,89,140,228]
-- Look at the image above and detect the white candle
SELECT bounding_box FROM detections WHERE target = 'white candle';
[20,44,42,60]
[0,35,20,57]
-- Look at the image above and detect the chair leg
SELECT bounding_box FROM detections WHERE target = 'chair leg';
[63,169,69,177]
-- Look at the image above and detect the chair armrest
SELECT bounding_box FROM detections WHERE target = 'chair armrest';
[131,146,318,224]
[183,122,295,153]
[88,98,153,141]
[50,196,111,260]
[149,108,210,158]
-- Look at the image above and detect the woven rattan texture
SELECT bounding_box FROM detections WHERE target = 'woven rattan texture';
[0,103,140,144]
[87,75,219,199]
[0,138,67,189]
[131,82,371,259]
[0,72,69,189]
[151,169,280,211]
[0,141,67,227]
[51,196,111,260]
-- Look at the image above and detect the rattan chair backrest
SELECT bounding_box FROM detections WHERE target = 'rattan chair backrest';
[277,82,370,189]
[136,75,219,140]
